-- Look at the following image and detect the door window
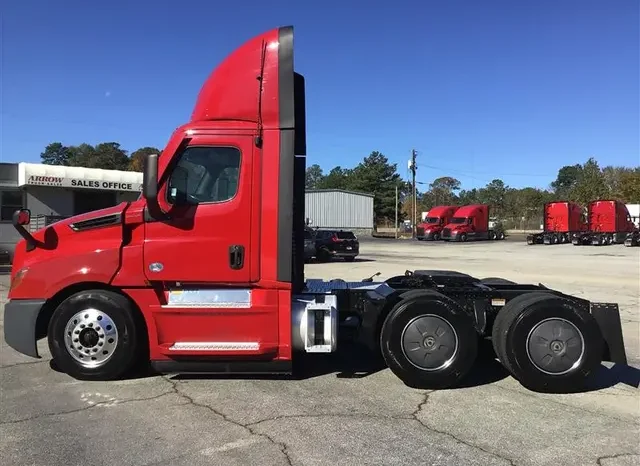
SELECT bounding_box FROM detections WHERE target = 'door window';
[167,146,241,205]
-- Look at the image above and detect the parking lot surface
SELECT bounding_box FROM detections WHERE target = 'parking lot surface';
[1,239,639,466]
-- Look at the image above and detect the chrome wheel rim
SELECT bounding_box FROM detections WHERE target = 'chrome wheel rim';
[63,308,118,368]
[401,314,459,371]
[526,317,585,375]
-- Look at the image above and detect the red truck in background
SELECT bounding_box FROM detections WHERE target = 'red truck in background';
[416,205,458,241]
[526,201,587,245]
[441,204,506,242]
[2,26,628,393]
[572,200,637,246]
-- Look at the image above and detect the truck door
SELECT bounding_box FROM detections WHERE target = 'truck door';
[143,134,254,284]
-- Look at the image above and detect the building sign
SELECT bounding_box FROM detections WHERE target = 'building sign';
[26,175,142,192]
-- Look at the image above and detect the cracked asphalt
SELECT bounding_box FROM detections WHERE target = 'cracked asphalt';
[1,239,639,466]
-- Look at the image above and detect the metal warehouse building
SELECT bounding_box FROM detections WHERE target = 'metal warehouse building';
[305,189,374,235]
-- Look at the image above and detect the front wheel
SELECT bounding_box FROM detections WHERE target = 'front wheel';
[433,233,440,241]
[48,289,143,380]
[380,292,478,389]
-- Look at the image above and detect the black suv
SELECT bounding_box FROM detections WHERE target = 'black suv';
[313,229,359,262]
[303,227,317,261]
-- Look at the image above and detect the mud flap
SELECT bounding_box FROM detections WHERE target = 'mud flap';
[590,302,627,365]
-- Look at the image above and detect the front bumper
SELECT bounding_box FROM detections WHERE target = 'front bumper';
[417,231,438,240]
[3,299,46,358]
[443,231,464,241]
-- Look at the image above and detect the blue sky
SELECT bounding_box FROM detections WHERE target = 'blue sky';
[1,0,638,190]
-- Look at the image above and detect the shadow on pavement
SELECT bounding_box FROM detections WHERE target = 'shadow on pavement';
[49,340,639,393]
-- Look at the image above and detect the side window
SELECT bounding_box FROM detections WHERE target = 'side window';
[1,190,23,221]
[167,146,241,205]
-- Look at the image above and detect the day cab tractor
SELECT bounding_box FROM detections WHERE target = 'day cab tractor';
[416,205,458,241]
[572,200,637,246]
[441,204,506,242]
[526,201,586,245]
[3,26,628,392]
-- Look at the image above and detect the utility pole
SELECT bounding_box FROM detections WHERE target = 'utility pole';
[395,184,398,239]
[409,149,417,238]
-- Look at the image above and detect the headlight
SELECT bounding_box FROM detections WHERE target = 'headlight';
[10,267,28,292]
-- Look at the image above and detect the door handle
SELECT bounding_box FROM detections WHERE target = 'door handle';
[229,245,245,269]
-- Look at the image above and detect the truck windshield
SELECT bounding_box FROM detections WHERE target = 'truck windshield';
[449,217,467,224]
[423,217,439,224]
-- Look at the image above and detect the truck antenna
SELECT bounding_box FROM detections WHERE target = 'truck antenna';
[255,40,268,148]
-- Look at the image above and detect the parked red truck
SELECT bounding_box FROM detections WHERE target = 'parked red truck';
[526,201,586,245]
[2,26,627,392]
[572,200,637,246]
[416,205,458,241]
[441,204,506,242]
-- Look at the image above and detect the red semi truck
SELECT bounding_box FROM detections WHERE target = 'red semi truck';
[572,200,637,246]
[3,26,627,392]
[441,204,506,242]
[526,201,586,245]
[416,205,458,241]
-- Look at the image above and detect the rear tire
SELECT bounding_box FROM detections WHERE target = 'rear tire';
[380,292,478,389]
[492,292,603,392]
[47,289,142,381]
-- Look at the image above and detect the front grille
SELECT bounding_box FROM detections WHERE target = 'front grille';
[416,227,425,236]
[442,228,451,238]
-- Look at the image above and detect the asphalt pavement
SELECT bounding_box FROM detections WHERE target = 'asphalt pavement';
[1,240,639,466]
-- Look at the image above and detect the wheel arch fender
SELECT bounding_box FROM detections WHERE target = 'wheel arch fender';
[37,281,149,352]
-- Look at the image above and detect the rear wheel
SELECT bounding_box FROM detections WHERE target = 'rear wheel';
[492,292,603,392]
[489,231,497,240]
[380,292,478,389]
[48,289,143,380]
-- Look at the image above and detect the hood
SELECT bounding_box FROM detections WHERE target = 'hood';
[11,202,130,276]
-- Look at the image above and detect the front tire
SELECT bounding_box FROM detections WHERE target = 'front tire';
[48,289,142,380]
[492,292,603,392]
[380,292,478,389]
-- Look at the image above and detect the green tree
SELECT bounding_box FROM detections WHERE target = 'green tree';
[551,164,583,199]
[316,166,354,190]
[305,164,324,189]
[129,146,161,172]
[428,176,461,207]
[571,157,609,205]
[40,142,72,165]
[478,179,509,216]
[349,151,404,223]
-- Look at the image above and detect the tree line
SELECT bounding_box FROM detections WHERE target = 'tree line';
[306,154,640,227]
[40,141,639,226]
[40,142,161,172]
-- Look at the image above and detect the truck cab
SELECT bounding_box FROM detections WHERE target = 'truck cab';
[441,204,505,242]
[2,25,628,393]
[416,205,458,241]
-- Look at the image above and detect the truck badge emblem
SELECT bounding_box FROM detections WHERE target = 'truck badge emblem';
[149,262,163,272]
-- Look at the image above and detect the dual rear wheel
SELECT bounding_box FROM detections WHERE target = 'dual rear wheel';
[379,290,604,391]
